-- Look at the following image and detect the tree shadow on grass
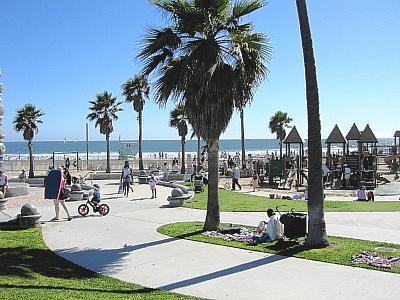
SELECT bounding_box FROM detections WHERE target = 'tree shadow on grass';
[0,230,204,280]
[0,283,154,295]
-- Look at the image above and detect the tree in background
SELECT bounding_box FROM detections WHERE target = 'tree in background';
[87,92,123,173]
[169,105,188,174]
[269,111,292,160]
[122,74,150,171]
[13,104,45,178]
[139,0,270,230]
[296,0,328,247]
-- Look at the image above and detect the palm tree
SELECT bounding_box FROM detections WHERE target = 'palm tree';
[169,105,188,174]
[122,75,150,171]
[269,111,293,160]
[87,92,123,173]
[239,108,246,169]
[138,0,270,230]
[296,0,328,247]
[13,104,44,178]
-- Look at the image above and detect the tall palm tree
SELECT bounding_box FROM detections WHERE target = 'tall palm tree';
[169,105,188,174]
[87,91,123,173]
[139,0,270,230]
[296,0,328,247]
[239,109,246,169]
[13,104,44,178]
[122,75,150,170]
[269,111,292,160]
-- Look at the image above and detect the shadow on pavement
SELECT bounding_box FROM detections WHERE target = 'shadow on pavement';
[55,230,203,273]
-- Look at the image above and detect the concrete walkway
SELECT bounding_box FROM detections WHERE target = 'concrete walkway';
[3,180,400,299]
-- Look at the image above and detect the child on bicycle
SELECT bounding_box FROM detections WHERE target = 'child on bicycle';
[91,184,101,206]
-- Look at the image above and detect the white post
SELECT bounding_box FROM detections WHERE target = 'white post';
[0,70,5,171]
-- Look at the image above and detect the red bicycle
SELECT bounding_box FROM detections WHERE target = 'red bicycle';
[78,199,109,216]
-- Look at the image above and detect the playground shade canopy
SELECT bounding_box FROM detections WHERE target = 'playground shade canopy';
[394,131,400,138]
[346,123,361,141]
[358,124,378,143]
[326,125,347,144]
[283,126,303,144]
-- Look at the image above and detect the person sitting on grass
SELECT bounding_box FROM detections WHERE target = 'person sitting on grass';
[252,208,284,245]
[91,184,101,207]
[354,186,367,201]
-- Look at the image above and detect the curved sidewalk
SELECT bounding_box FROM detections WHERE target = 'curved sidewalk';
[6,181,399,299]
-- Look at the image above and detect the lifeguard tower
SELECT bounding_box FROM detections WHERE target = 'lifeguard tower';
[118,141,138,160]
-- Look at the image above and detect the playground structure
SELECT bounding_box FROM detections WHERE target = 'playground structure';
[261,126,305,190]
[384,131,400,172]
[52,151,80,171]
[324,123,379,190]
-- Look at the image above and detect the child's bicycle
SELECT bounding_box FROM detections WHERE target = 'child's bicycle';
[78,199,110,216]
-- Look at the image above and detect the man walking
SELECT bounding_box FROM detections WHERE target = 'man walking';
[231,164,241,190]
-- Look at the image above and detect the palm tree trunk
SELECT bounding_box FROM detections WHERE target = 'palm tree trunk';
[28,140,34,178]
[203,137,220,231]
[279,138,283,161]
[240,109,246,169]
[197,136,201,169]
[106,133,111,173]
[296,0,328,247]
[181,136,186,174]
[138,110,144,170]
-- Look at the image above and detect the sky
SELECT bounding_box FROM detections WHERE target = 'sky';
[1,0,399,142]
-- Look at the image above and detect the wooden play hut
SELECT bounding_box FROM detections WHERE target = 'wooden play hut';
[345,123,361,155]
[325,125,347,165]
[283,126,305,185]
[357,124,378,189]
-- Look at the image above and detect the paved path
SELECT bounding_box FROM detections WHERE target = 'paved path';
[3,181,400,299]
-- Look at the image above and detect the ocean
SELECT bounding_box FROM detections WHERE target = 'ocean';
[3,138,394,160]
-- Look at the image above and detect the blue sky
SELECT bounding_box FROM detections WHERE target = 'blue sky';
[1,0,399,142]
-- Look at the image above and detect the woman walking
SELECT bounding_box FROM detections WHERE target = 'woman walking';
[45,168,72,221]
[121,161,132,197]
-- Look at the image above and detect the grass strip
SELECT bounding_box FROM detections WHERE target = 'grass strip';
[0,228,198,300]
[183,186,400,212]
[158,222,400,274]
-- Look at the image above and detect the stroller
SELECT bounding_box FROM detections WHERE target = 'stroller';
[276,206,307,240]
[193,175,204,193]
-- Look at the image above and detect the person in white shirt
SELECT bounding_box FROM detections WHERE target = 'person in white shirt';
[231,164,241,190]
[322,163,330,183]
[264,208,284,241]
[355,186,367,201]
[162,163,169,181]
[149,174,158,198]
[172,163,180,173]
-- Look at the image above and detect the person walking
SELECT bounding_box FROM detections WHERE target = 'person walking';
[231,164,241,191]
[162,162,169,181]
[251,170,259,192]
[45,168,72,221]
[121,161,132,197]
[149,174,157,198]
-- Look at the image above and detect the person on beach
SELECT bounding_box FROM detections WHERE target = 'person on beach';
[0,170,8,196]
[231,164,241,190]
[162,162,169,181]
[149,174,157,198]
[251,170,259,192]
[45,168,72,221]
[121,161,132,197]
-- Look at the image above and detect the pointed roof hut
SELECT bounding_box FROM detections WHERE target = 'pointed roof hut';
[283,126,303,144]
[326,125,347,144]
[394,131,400,138]
[358,124,378,144]
[346,123,361,141]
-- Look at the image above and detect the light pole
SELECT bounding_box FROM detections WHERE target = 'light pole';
[0,70,6,171]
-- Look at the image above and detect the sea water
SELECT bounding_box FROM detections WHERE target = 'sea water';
[3,138,394,160]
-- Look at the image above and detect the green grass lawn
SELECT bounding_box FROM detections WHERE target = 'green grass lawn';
[183,186,400,212]
[0,228,197,300]
[158,222,400,274]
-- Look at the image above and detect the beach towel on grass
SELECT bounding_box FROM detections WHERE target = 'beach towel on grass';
[45,169,62,199]
[352,252,400,269]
